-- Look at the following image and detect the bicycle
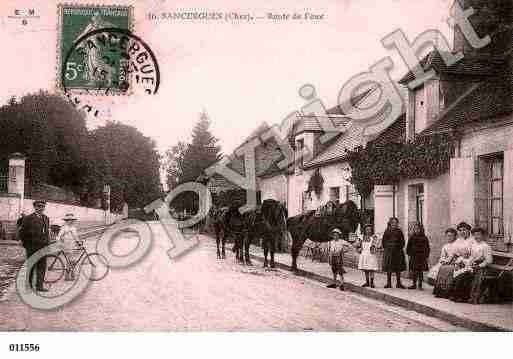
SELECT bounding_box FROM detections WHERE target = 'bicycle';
[44,240,110,284]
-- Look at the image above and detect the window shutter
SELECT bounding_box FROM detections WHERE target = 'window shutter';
[450,158,475,226]
[503,150,513,239]
[474,157,489,230]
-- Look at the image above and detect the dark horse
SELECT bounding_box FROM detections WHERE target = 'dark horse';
[223,204,247,263]
[243,199,288,268]
[208,206,229,259]
[287,200,360,272]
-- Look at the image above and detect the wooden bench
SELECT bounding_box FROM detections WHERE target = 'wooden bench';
[480,251,513,303]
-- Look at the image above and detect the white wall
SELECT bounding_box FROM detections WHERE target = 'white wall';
[258,174,287,204]
[456,115,513,239]
[0,195,123,226]
[459,115,513,158]
[287,162,352,216]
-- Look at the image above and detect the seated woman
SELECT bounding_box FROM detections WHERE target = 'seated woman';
[453,221,476,257]
[450,227,493,303]
[431,228,458,298]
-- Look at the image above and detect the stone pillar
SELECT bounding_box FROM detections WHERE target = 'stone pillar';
[122,202,129,219]
[8,153,26,217]
[449,157,475,226]
[373,185,396,237]
[102,184,111,224]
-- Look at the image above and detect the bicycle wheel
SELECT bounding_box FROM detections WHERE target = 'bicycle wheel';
[81,253,109,281]
[44,254,65,284]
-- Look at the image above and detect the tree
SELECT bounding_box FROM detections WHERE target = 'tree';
[164,110,222,212]
[0,91,89,191]
[164,141,187,191]
[165,111,221,188]
[86,121,163,211]
[0,91,162,211]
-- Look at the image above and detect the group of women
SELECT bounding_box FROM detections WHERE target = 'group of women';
[429,222,493,304]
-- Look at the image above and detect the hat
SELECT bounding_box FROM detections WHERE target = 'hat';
[63,213,77,221]
[331,228,342,235]
[471,226,486,235]
[362,223,374,231]
[456,222,471,231]
[33,200,46,206]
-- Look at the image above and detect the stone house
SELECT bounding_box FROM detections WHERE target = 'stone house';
[287,89,380,217]
[373,0,513,265]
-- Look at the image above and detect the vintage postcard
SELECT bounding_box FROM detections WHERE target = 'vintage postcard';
[0,0,512,356]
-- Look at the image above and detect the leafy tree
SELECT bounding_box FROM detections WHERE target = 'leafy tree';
[0,91,162,211]
[87,121,162,211]
[164,111,222,212]
[0,91,89,191]
[165,111,221,188]
[164,141,187,191]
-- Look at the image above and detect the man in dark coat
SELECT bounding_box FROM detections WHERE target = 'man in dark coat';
[18,200,50,292]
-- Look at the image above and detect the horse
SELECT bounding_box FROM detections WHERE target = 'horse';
[223,204,246,263]
[287,200,360,272]
[208,206,229,259]
[243,199,288,268]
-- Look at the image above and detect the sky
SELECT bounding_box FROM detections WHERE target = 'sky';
[0,0,454,156]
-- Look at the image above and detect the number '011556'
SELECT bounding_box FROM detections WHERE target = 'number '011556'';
[9,344,40,352]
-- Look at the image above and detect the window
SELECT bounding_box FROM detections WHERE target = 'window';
[295,139,304,174]
[346,184,361,207]
[489,157,504,236]
[362,191,375,210]
[329,187,340,203]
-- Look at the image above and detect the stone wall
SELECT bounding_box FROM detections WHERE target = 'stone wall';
[0,195,124,240]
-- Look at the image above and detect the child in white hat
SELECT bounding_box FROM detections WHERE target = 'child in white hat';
[56,213,80,280]
[326,228,352,291]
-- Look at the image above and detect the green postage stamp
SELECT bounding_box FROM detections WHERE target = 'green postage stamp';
[57,4,134,94]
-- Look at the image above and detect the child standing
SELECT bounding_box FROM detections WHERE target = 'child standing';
[56,213,80,281]
[356,224,380,288]
[406,223,430,290]
[326,228,352,291]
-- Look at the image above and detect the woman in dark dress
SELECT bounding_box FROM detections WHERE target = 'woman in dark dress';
[406,223,430,290]
[382,217,406,289]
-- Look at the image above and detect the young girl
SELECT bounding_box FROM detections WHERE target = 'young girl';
[56,213,80,281]
[326,228,352,291]
[406,223,430,290]
[356,224,380,288]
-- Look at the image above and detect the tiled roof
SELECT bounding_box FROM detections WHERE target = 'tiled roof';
[303,86,406,168]
[207,173,241,193]
[369,114,406,146]
[303,122,366,168]
[258,161,290,178]
[292,87,376,135]
[398,50,504,86]
[420,56,513,136]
